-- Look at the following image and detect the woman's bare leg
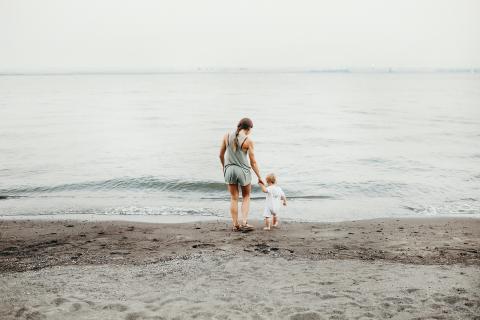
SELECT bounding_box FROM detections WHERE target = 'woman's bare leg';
[228,184,240,228]
[240,184,252,226]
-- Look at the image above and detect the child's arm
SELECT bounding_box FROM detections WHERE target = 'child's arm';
[258,181,268,193]
[281,190,287,206]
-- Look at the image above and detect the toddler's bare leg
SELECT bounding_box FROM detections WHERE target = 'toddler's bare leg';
[263,218,271,230]
[273,214,279,227]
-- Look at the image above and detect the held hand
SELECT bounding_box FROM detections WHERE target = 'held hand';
[258,178,265,185]
[283,201,287,206]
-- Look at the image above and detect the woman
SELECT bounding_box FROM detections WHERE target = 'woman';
[219,118,263,231]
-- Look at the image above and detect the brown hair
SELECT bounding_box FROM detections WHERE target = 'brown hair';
[266,173,276,184]
[233,118,253,151]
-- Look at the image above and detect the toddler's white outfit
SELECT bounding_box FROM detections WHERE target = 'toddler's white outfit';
[263,185,285,218]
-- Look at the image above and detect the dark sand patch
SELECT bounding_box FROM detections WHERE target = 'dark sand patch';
[0,217,479,272]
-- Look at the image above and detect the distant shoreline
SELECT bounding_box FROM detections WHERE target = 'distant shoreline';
[1,68,479,76]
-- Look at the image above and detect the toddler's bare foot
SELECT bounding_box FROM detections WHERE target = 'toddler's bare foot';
[263,227,271,231]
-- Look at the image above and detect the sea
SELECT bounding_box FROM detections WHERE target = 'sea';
[1,72,479,222]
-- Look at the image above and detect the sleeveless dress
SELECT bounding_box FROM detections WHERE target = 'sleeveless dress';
[224,132,252,186]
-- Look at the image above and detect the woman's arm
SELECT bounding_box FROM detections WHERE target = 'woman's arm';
[219,134,227,171]
[246,139,263,184]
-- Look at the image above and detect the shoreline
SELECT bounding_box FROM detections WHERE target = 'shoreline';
[0,213,224,224]
[1,212,478,224]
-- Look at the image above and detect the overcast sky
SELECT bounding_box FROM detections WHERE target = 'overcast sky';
[1,0,479,72]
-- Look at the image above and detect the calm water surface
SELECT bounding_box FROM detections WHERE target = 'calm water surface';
[0,73,479,221]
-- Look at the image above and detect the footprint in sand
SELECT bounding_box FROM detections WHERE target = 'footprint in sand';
[191,311,215,318]
[103,303,129,312]
[319,281,335,285]
[15,307,28,318]
[24,311,46,320]
[192,243,215,248]
[290,311,322,320]
[443,295,463,304]
[124,312,144,320]
[361,311,376,318]
[320,294,338,300]
[253,243,271,254]
[52,297,69,306]
[69,303,83,312]
[330,309,344,315]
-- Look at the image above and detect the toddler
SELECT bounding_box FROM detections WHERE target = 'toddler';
[259,173,287,230]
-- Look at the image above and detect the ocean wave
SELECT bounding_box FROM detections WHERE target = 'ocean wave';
[0,177,423,200]
[0,206,222,217]
[99,206,222,216]
[0,177,227,195]
[0,177,333,201]
[402,200,480,215]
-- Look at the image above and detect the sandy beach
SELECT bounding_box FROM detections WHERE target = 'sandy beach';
[1,217,479,319]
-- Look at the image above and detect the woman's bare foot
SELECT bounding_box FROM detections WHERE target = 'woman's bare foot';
[241,223,255,230]
[263,227,271,231]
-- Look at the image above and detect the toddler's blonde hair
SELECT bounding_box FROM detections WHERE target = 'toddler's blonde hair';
[266,173,277,184]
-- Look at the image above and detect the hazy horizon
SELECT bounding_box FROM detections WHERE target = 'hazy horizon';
[1,67,480,76]
[1,0,479,73]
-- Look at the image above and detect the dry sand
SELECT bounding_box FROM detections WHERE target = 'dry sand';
[1,217,479,319]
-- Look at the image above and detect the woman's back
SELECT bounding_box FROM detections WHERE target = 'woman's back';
[225,132,250,170]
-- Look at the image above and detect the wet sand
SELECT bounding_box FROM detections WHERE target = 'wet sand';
[1,217,479,319]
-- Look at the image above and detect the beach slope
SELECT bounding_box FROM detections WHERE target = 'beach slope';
[1,217,479,319]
